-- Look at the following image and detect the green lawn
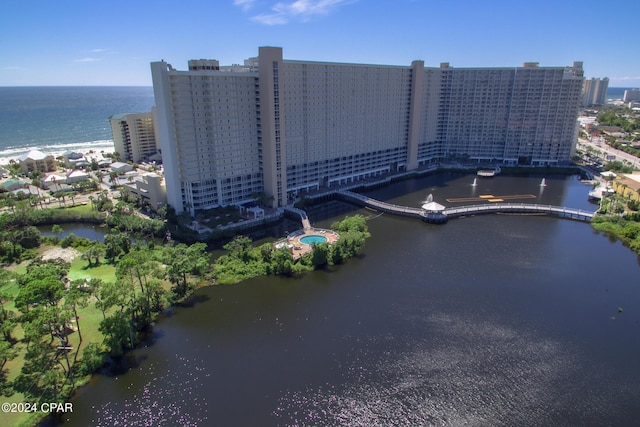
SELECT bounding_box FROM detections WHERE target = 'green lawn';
[67,256,116,283]
[0,244,115,427]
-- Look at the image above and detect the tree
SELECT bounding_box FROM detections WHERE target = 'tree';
[108,171,119,187]
[116,248,159,324]
[53,191,66,207]
[81,243,105,267]
[0,336,17,396]
[163,243,209,299]
[65,282,90,344]
[79,342,104,375]
[311,242,329,269]
[13,340,61,401]
[15,261,68,312]
[99,279,133,315]
[99,314,131,357]
[0,288,17,344]
[104,231,131,262]
[259,242,274,263]
[223,236,253,262]
[271,247,294,276]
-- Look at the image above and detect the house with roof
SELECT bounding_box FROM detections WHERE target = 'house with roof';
[43,174,67,190]
[110,162,134,174]
[17,150,56,174]
[66,170,90,184]
[1,179,27,192]
[61,151,87,169]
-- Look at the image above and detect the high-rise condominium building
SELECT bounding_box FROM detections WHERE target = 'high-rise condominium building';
[109,111,158,163]
[623,89,640,102]
[581,77,609,106]
[151,47,584,215]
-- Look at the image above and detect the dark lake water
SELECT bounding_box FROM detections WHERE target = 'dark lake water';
[61,173,640,426]
[38,223,108,242]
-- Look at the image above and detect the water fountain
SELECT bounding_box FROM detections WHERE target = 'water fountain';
[471,178,477,187]
[540,178,547,187]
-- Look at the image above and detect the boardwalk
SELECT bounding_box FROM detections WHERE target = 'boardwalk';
[336,190,595,223]
[443,203,595,221]
[335,190,424,218]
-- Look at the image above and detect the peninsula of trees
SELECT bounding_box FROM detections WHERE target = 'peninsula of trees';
[0,188,370,426]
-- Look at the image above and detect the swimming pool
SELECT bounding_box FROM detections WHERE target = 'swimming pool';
[300,235,328,245]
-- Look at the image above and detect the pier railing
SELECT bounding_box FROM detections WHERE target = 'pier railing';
[336,190,424,217]
[443,203,595,221]
[336,190,595,223]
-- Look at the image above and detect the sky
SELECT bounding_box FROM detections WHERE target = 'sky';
[1,0,639,87]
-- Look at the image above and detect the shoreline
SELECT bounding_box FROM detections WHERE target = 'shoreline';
[0,140,116,167]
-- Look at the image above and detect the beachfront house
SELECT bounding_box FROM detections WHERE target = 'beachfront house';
[17,150,56,174]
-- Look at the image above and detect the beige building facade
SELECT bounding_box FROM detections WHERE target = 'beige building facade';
[152,47,584,215]
[110,112,158,163]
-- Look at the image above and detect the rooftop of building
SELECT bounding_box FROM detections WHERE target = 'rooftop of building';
[17,150,51,161]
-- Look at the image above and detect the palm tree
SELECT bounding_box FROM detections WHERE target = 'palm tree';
[108,172,119,187]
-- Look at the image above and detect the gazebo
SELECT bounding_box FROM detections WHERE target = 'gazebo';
[420,194,448,224]
[421,194,446,213]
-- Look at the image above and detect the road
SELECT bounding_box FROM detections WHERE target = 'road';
[578,138,640,169]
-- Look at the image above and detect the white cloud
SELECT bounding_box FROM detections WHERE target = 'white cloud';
[233,0,256,11]
[74,57,102,63]
[611,76,640,82]
[246,0,354,25]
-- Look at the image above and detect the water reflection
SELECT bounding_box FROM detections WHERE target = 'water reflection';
[90,355,210,426]
[39,223,107,242]
[63,173,640,426]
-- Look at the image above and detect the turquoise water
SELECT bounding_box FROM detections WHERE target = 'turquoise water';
[300,235,328,245]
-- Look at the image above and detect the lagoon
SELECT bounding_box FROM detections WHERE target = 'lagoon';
[62,172,640,426]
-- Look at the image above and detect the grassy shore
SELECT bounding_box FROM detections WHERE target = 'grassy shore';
[1,244,118,427]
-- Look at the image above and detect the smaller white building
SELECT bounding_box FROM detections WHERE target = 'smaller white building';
[43,174,67,190]
[122,172,167,210]
[110,162,134,174]
[66,170,90,184]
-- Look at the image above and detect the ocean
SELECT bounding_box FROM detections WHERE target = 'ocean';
[0,85,634,167]
[607,86,636,100]
[0,86,154,165]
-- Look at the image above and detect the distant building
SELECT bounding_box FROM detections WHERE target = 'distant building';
[581,77,609,106]
[65,170,90,184]
[61,151,88,169]
[613,173,640,202]
[623,89,640,102]
[43,174,67,190]
[16,150,56,174]
[1,179,27,192]
[122,172,167,210]
[152,47,584,215]
[109,112,158,163]
[110,162,134,174]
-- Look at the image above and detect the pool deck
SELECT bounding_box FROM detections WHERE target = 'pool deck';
[285,228,340,259]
